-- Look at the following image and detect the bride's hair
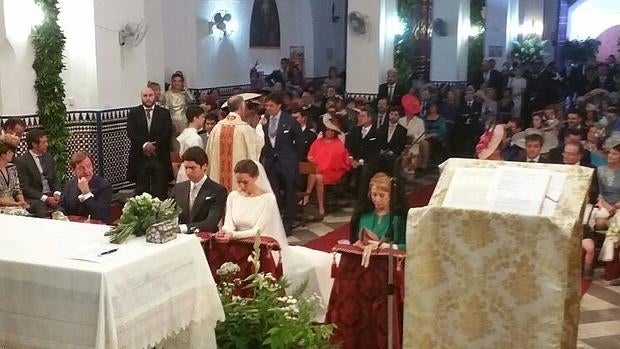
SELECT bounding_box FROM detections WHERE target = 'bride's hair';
[234,159,259,177]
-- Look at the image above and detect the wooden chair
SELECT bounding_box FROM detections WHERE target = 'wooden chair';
[296,162,317,227]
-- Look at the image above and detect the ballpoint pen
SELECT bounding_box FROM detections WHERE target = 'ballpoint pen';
[98,248,118,256]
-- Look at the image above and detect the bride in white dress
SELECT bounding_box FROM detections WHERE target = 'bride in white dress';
[215,159,334,321]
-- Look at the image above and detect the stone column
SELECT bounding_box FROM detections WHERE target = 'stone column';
[345,0,397,95]
[429,0,470,83]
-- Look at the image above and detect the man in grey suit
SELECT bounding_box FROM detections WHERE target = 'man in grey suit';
[15,129,62,218]
[172,147,227,234]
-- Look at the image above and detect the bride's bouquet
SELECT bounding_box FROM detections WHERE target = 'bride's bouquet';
[105,193,180,244]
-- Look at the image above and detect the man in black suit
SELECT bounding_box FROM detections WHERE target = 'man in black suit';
[377,69,407,106]
[455,87,483,157]
[172,147,227,234]
[514,133,552,163]
[60,151,112,224]
[265,58,289,87]
[472,59,504,95]
[126,87,173,200]
[15,129,61,217]
[549,128,591,166]
[375,97,389,128]
[346,106,384,167]
[380,106,407,156]
[262,93,304,236]
[346,106,385,199]
[292,108,317,160]
[300,90,324,129]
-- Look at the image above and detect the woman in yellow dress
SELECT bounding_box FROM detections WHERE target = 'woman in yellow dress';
[164,72,193,136]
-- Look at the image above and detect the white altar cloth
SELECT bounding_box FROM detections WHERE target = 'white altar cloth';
[0,215,224,349]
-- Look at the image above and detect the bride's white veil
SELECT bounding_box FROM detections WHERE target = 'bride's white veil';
[252,160,274,195]
[251,160,289,247]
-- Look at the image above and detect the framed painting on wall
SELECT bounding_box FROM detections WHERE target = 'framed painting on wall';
[289,46,305,78]
[250,0,281,47]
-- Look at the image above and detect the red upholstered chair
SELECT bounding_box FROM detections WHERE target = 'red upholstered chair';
[326,244,406,349]
[197,232,282,291]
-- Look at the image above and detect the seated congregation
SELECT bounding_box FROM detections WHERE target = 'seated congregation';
[1,54,620,348]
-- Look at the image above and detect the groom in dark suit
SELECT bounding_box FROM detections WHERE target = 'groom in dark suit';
[126,87,173,200]
[15,129,62,218]
[262,93,304,236]
[172,147,227,234]
[60,151,112,224]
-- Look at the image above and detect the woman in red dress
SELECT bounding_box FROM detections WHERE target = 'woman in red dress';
[303,115,351,220]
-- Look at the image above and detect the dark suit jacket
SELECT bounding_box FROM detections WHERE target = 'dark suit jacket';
[261,112,304,170]
[513,151,552,163]
[378,82,407,106]
[345,125,385,162]
[472,70,504,93]
[15,152,61,200]
[173,177,227,233]
[60,175,112,224]
[126,105,173,181]
[548,146,592,167]
[265,69,286,86]
[380,123,408,156]
[300,127,317,160]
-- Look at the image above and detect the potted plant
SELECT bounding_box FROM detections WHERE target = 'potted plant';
[214,235,334,349]
[565,38,601,64]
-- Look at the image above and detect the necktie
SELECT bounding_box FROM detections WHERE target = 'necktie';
[37,155,51,194]
[378,114,384,127]
[269,116,278,139]
[388,85,394,102]
[189,183,200,211]
[145,108,153,131]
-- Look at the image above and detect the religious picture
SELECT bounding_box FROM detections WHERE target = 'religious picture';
[250,0,281,47]
[289,46,305,78]
[488,45,504,58]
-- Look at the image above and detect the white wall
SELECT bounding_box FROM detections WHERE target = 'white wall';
[190,0,318,87]
[163,0,198,87]
[346,0,397,94]
[59,0,98,109]
[0,0,38,115]
[309,0,347,78]
[94,0,149,109]
[431,0,470,81]
[568,0,620,41]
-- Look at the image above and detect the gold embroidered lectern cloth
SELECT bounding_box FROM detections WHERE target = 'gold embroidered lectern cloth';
[403,159,593,349]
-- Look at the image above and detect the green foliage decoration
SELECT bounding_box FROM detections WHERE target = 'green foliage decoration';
[467,0,486,84]
[31,0,69,184]
[394,0,417,83]
[510,34,547,64]
[565,38,601,63]
[215,233,334,349]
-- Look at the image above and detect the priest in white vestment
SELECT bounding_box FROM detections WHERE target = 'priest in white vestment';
[205,94,264,191]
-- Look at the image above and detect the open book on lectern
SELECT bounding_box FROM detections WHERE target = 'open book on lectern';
[442,166,566,217]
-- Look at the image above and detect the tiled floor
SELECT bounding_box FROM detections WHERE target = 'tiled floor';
[291,171,620,349]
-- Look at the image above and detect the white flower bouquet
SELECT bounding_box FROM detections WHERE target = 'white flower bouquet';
[105,193,181,244]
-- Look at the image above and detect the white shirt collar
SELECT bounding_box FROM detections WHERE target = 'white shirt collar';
[527,155,541,162]
[143,105,154,111]
[29,149,43,159]
[191,175,208,190]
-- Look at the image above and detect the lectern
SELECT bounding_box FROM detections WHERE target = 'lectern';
[403,158,593,349]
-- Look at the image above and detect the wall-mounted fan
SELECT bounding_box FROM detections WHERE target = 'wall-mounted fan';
[118,20,148,47]
[348,11,368,35]
[209,11,233,37]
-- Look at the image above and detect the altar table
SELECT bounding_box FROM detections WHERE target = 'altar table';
[0,215,224,349]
